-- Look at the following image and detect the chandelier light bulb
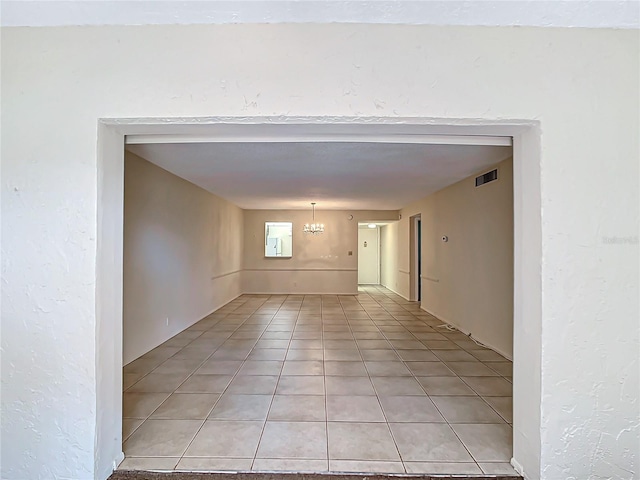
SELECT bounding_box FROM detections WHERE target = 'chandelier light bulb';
[303,203,325,235]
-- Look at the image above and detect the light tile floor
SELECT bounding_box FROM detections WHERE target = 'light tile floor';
[120,286,517,476]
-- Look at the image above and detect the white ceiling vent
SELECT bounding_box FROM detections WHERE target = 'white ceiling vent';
[475,168,498,187]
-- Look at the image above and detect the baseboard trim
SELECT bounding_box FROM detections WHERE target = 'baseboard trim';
[419,306,513,361]
[124,291,243,366]
[111,451,125,474]
[511,457,526,479]
[380,284,410,301]
[243,268,358,272]
[242,291,358,296]
[202,292,244,318]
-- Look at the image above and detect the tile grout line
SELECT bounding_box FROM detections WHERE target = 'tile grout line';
[250,293,297,471]
[123,299,254,459]
[123,300,241,467]
[172,296,273,469]
[350,288,407,473]
[321,294,330,472]
[362,286,488,474]
[124,297,244,462]
[366,286,489,474]
[364,288,426,473]
[123,287,514,475]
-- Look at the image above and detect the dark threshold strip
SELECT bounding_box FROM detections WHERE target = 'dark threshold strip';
[109,471,522,480]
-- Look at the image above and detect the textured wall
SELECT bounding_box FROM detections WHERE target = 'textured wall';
[3,1,638,28]
[1,23,638,480]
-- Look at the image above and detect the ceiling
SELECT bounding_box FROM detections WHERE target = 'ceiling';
[3,0,638,28]
[126,141,512,210]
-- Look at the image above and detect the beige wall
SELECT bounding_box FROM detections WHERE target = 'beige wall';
[380,221,400,294]
[381,214,414,299]
[243,209,398,294]
[394,158,514,358]
[123,153,244,364]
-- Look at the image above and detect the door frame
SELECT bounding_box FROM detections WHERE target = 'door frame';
[409,214,421,302]
[96,116,541,479]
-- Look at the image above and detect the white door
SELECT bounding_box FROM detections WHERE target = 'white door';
[358,227,379,284]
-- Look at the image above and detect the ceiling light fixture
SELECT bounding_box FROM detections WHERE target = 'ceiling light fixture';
[368,224,377,229]
[303,202,324,235]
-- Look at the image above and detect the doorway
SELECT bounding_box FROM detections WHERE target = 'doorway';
[358,224,380,285]
[96,117,541,480]
[409,215,421,302]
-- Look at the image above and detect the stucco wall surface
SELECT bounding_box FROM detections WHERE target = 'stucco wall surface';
[1,24,638,480]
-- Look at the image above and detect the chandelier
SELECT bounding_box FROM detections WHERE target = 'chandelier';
[303,202,324,235]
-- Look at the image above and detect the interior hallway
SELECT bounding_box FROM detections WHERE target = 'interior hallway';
[121,286,515,476]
